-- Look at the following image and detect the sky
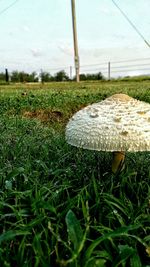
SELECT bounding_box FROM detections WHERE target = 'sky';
[0,0,150,77]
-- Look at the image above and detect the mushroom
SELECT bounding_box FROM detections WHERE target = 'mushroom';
[65,94,150,173]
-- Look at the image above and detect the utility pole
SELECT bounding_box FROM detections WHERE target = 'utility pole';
[71,0,80,82]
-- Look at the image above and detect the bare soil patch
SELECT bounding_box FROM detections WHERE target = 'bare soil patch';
[23,109,63,123]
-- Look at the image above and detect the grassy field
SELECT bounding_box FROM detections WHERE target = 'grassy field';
[0,81,150,267]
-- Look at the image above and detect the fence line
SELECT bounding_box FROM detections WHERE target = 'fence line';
[79,58,150,79]
[0,57,150,80]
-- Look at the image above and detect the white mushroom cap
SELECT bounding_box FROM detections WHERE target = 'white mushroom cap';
[65,94,150,152]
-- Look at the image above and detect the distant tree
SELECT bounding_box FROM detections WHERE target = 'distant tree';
[97,72,104,80]
[86,72,104,81]
[11,71,38,83]
[40,71,53,83]
[10,69,104,83]
[80,73,87,81]
[28,72,38,82]
[74,72,104,81]
[54,70,69,82]
[19,72,26,82]
[11,71,20,82]
[0,72,5,82]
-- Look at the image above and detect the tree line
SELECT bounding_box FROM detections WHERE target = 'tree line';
[0,69,104,83]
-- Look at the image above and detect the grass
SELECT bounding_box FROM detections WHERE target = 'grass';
[0,80,150,266]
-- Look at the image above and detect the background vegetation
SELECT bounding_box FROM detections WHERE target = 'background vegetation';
[0,80,150,267]
[1,69,150,83]
[0,70,105,83]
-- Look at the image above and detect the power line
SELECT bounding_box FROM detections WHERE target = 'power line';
[111,0,150,48]
[81,62,108,68]
[81,58,150,69]
[0,0,20,16]
[111,63,150,69]
[48,66,71,71]
[57,66,150,76]
[111,57,150,64]
[111,68,150,73]
[79,67,150,74]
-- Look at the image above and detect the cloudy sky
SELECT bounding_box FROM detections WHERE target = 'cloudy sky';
[0,0,150,77]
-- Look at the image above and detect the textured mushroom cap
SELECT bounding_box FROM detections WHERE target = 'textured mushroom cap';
[65,94,150,152]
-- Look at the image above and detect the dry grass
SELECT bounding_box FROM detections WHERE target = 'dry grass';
[22,109,63,123]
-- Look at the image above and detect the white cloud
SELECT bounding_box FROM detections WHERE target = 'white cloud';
[111,34,126,40]
[22,26,30,33]
[99,7,111,15]
[98,6,117,16]
[30,48,43,57]
[57,43,73,56]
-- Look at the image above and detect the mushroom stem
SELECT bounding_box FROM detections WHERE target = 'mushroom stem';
[112,151,125,174]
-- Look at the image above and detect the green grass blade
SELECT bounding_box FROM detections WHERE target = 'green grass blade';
[84,224,141,261]
[65,209,83,252]
[0,230,31,245]
[130,252,142,267]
